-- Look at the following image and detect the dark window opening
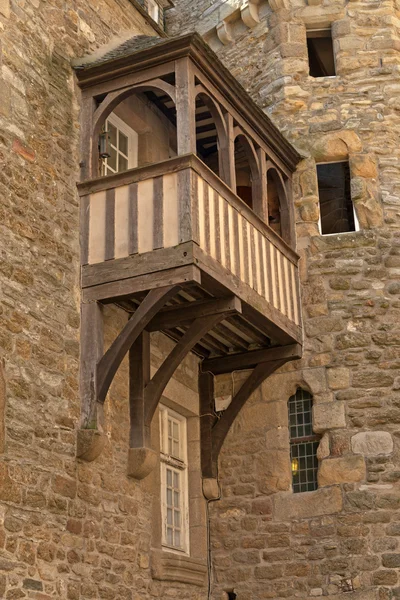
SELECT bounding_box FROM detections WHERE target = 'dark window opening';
[289,389,319,494]
[235,136,253,209]
[228,593,237,600]
[195,94,220,178]
[267,170,282,237]
[317,161,355,235]
[307,29,336,77]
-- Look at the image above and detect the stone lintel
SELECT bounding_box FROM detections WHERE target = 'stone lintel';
[273,486,343,520]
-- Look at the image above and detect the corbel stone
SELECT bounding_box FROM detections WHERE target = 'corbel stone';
[240,2,260,28]
[202,478,220,500]
[216,20,234,45]
[127,447,158,479]
[77,429,107,462]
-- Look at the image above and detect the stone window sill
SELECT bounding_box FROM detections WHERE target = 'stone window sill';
[151,549,207,587]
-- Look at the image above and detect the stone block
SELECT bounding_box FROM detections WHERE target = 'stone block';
[351,432,393,456]
[318,455,366,486]
[0,0,9,18]
[311,131,362,162]
[350,154,378,179]
[316,433,330,460]
[313,402,346,433]
[327,367,350,390]
[273,486,343,520]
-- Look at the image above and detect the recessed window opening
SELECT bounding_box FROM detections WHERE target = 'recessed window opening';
[195,94,220,178]
[267,169,282,237]
[101,113,138,176]
[317,161,356,235]
[234,136,253,209]
[289,389,319,493]
[147,0,159,22]
[307,29,336,77]
[159,406,189,554]
[228,593,237,600]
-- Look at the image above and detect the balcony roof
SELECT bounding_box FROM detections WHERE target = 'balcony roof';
[74,33,301,172]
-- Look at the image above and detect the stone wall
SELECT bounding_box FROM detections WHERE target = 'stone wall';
[166,0,400,599]
[0,2,206,599]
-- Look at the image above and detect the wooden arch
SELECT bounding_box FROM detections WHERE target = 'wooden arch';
[90,79,177,177]
[266,165,294,245]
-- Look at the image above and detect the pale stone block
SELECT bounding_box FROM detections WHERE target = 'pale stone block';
[351,431,393,456]
[316,433,330,460]
[303,367,327,394]
[327,367,350,390]
[318,455,366,487]
[313,402,346,433]
[0,0,9,18]
[273,486,343,520]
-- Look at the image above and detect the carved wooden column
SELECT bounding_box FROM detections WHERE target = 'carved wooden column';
[220,112,236,190]
[253,147,268,221]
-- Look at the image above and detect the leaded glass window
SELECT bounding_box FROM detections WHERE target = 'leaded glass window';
[288,389,319,493]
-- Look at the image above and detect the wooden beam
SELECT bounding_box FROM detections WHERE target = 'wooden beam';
[144,313,227,426]
[201,343,301,375]
[146,296,241,332]
[96,286,178,404]
[175,57,196,155]
[199,371,218,480]
[211,358,287,464]
[80,302,103,429]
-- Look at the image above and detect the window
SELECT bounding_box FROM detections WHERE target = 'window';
[317,161,358,235]
[307,29,336,77]
[159,406,189,553]
[102,113,138,176]
[147,0,159,22]
[288,389,319,493]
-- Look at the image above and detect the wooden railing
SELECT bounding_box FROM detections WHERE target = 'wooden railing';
[78,155,301,328]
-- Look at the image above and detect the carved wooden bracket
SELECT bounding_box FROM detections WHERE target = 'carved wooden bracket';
[199,344,301,490]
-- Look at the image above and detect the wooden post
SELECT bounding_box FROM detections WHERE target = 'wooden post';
[253,147,268,221]
[80,93,96,181]
[220,112,236,190]
[129,332,151,448]
[80,302,103,429]
[199,370,217,480]
[175,58,197,156]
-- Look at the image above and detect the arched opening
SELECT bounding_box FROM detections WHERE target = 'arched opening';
[267,167,288,239]
[95,81,177,178]
[194,93,222,179]
[234,134,259,209]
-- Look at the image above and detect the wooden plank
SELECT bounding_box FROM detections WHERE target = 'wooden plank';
[214,189,221,264]
[80,302,103,428]
[201,343,302,375]
[147,296,242,332]
[97,286,178,404]
[178,168,193,243]
[114,185,129,260]
[80,195,90,266]
[153,176,164,250]
[203,183,210,255]
[79,95,96,181]
[82,241,196,289]
[128,182,138,255]
[82,264,201,303]
[223,199,231,272]
[105,188,115,261]
[163,173,179,248]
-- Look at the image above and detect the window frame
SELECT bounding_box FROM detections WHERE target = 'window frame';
[147,0,160,23]
[306,28,337,79]
[288,388,320,494]
[316,160,360,236]
[102,112,138,176]
[159,405,190,555]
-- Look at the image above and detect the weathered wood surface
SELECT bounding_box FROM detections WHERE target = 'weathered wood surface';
[201,342,301,374]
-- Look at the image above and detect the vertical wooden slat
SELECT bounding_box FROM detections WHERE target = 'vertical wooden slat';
[203,183,210,255]
[88,190,106,265]
[255,230,262,296]
[178,169,192,243]
[261,237,269,303]
[224,199,231,272]
[198,176,205,251]
[278,252,286,316]
[219,196,226,268]
[114,185,129,260]
[105,188,115,261]
[163,173,179,248]
[270,244,278,310]
[192,174,199,245]
[80,194,90,266]
[238,214,244,282]
[214,189,221,264]
[284,258,293,321]
[128,182,138,255]
[138,179,154,253]
[265,239,273,305]
[209,185,216,259]
[241,216,249,285]
[233,210,240,279]
[228,205,235,275]
[250,227,257,291]
[291,262,300,326]
[153,176,164,250]
[246,221,253,288]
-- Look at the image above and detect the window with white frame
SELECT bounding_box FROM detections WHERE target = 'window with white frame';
[159,406,189,553]
[102,113,138,176]
[147,0,159,23]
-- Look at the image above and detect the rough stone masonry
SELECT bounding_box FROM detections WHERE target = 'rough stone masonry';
[0,0,400,599]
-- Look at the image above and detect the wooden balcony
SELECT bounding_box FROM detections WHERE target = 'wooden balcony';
[75,32,303,483]
[78,154,301,353]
